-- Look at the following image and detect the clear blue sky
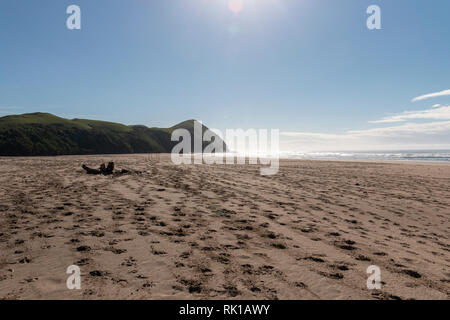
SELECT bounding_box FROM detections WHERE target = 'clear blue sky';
[1,0,449,150]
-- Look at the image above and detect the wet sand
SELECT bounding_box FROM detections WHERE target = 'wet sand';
[0,154,449,300]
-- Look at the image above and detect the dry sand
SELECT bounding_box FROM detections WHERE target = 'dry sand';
[0,154,449,300]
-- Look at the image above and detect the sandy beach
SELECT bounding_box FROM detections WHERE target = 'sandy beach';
[0,154,448,300]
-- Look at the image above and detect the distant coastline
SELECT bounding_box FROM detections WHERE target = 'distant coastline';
[279,150,450,163]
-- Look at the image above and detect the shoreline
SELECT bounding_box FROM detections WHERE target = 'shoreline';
[1,153,449,166]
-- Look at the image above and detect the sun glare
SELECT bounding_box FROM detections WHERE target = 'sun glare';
[228,0,243,14]
[225,0,283,16]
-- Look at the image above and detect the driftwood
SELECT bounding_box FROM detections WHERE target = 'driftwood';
[82,162,138,176]
[82,162,115,175]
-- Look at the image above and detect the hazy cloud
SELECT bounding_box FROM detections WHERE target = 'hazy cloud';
[369,105,450,123]
[412,89,450,102]
[280,121,450,151]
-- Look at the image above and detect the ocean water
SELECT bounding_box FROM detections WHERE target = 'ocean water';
[279,150,450,162]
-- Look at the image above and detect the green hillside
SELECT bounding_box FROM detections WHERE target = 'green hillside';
[0,113,226,156]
